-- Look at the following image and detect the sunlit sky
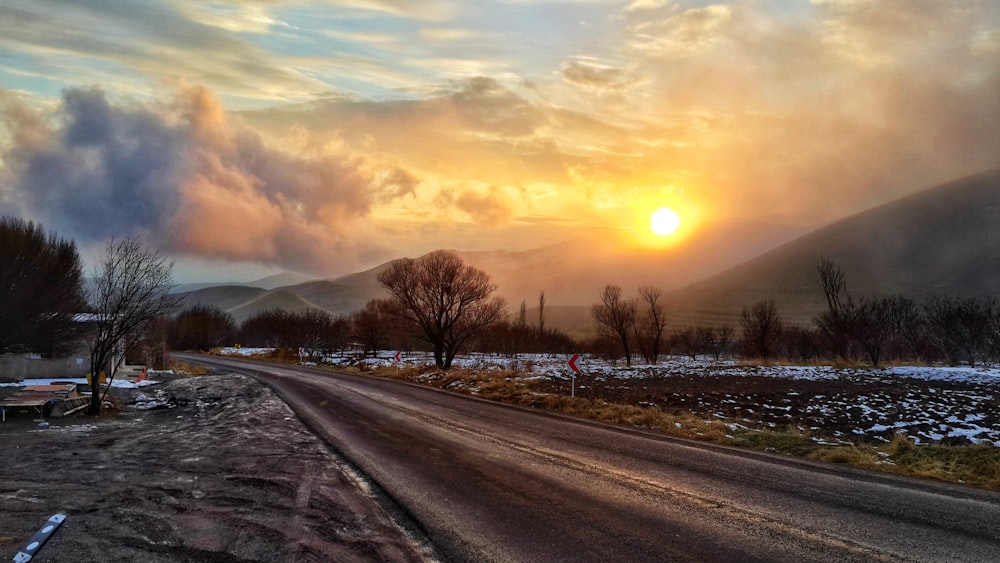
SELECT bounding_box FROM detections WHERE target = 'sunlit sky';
[1,1,999,281]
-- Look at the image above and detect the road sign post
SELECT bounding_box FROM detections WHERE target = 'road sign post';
[568,354,581,398]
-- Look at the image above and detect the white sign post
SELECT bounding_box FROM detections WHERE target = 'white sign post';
[568,354,581,398]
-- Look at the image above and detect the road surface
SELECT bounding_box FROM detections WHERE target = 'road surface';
[180,355,1000,562]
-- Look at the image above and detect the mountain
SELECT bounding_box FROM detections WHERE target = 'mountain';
[177,285,270,312]
[665,168,1000,327]
[227,290,323,323]
[176,269,390,323]
[248,271,317,290]
[172,271,316,294]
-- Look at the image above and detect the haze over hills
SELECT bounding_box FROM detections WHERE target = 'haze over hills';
[176,218,800,324]
[455,217,803,307]
[178,169,1000,333]
[665,168,1000,327]
[173,272,316,294]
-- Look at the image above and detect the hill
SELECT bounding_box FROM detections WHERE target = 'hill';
[665,168,1000,327]
[227,290,324,323]
[172,271,315,294]
[177,285,269,312]
[177,271,389,323]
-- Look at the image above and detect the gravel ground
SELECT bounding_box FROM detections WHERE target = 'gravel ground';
[0,373,434,562]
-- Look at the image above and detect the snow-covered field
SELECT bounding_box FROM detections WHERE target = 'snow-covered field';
[219,347,1000,447]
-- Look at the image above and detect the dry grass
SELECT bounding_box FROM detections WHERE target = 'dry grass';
[169,361,211,376]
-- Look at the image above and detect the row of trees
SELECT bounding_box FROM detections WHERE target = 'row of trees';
[170,251,1000,370]
[697,259,1000,367]
[813,258,1000,367]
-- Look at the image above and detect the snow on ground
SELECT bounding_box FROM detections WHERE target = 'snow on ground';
[218,348,1000,446]
[0,377,159,389]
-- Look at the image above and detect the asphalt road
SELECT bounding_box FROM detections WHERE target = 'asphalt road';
[180,355,1000,562]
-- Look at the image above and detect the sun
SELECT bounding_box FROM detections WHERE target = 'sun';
[650,207,682,236]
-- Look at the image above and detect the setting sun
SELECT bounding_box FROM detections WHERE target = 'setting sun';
[650,207,682,236]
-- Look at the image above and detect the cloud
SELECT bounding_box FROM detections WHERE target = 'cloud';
[0,85,421,274]
[562,59,636,91]
[0,2,323,103]
[616,1,1000,223]
[451,186,515,225]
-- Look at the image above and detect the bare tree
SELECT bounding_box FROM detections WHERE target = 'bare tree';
[168,305,235,352]
[699,325,735,361]
[634,285,667,363]
[378,250,507,370]
[740,299,783,360]
[852,297,896,367]
[670,326,700,360]
[298,309,349,359]
[87,237,179,414]
[239,309,294,348]
[352,298,398,358]
[591,285,637,365]
[0,217,87,356]
[924,295,996,367]
[538,290,546,335]
[814,257,857,360]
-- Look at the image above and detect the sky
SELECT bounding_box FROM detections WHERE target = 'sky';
[1,0,999,282]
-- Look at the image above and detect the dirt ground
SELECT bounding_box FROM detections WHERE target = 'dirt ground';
[0,373,434,562]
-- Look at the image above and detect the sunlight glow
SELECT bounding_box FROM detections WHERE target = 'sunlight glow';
[650,207,682,236]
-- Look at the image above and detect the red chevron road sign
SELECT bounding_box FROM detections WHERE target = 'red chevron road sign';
[568,354,581,373]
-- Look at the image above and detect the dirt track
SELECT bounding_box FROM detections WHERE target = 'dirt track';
[0,373,434,562]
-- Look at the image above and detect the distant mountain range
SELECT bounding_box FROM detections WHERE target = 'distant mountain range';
[178,169,1000,332]
[173,271,316,294]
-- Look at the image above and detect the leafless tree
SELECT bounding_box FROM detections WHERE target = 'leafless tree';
[168,305,235,352]
[669,326,700,360]
[591,285,637,365]
[634,286,667,363]
[740,299,783,360]
[298,309,349,359]
[239,309,294,348]
[814,257,857,360]
[352,298,398,357]
[0,217,86,356]
[87,237,179,414]
[378,250,507,369]
[924,295,996,367]
[538,290,546,334]
[699,325,735,361]
[851,297,897,367]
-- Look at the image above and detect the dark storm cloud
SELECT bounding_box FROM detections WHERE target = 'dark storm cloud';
[0,85,420,274]
[4,87,187,240]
